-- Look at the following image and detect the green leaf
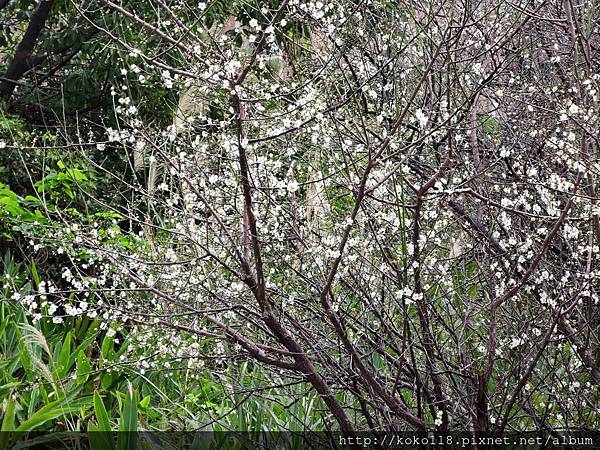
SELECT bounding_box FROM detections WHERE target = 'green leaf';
[1,397,16,432]
[57,160,66,170]
[139,395,150,410]
[66,168,88,182]
[27,386,40,419]
[23,195,41,204]
[30,261,41,288]
[11,431,82,450]
[93,391,112,432]
[13,324,34,381]
[114,338,130,359]
[70,327,98,369]
[88,426,116,450]
[117,384,138,450]
[119,385,138,432]
[0,382,22,399]
[64,186,75,199]
[0,188,18,201]
[76,352,92,385]
[101,372,114,390]
[101,333,114,361]
[92,211,124,220]
[477,112,499,134]
[16,396,91,432]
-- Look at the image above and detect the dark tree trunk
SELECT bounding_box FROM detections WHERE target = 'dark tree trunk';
[0,0,54,99]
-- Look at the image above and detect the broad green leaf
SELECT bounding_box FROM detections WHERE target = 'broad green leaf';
[75,352,92,385]
[101,333,114,361]
[101,372,114,390]
[1,397,16,432]
[139,395,150,410]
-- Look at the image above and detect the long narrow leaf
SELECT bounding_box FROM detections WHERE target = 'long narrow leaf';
[16,396,91,432]
[117,384,137,450]
[1,397,16,431]
[93,391,112,432]
[88,423,116,450]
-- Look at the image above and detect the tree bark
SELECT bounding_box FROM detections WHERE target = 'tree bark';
[0,0,54,99]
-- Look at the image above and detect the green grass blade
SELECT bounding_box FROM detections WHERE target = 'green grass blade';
[88,424,116,450]
[93,391,112,432]
[56,332,72,378]
[16,396,91,432]
[117,384,137,450]
[29,261,41,288]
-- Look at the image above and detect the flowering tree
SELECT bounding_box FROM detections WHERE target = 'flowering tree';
[3,0,600,433]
